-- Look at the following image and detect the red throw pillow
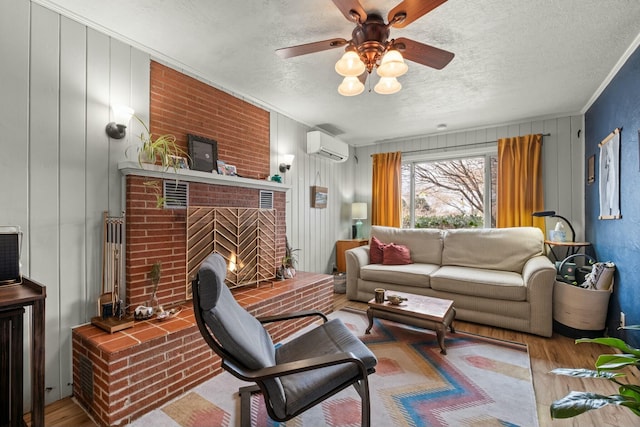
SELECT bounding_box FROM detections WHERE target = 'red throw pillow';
[369,236,386,264]
[382,243,413,265]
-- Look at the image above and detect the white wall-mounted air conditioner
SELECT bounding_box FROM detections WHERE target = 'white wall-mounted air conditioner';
[306,130,349,162]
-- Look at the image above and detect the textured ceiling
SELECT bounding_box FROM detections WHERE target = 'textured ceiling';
[40,0,640,146]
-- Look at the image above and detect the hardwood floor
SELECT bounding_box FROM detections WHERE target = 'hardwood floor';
[27,293,639,427]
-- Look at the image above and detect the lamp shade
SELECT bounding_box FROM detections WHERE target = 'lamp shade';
[352,202,367,220]
[335,51,366,77]
[377,49,408,78]
[374,77,402,95]
[338,76,365,96]
[112,105,134,125]
[282,154,295,166]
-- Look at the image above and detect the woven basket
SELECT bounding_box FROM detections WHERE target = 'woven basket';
[553,280,613,331]
[333,273,346,294]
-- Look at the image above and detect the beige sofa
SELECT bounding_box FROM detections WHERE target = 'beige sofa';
[345,226,556,337]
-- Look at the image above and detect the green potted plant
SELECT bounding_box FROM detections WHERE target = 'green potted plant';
[278,237,299,279]
[550,325,640,419]
[132,115,187,170]
[127,116,189,207]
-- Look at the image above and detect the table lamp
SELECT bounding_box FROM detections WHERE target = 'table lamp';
[351,203,367,239]
[532,211,575,242]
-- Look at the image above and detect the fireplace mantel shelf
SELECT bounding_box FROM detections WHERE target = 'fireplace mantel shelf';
[118,161,291,192]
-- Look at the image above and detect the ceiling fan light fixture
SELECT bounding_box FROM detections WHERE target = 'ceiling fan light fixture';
[376,49,408,77]
[374,76,401,95]
[335,51,366,77]
[338,76,365,96]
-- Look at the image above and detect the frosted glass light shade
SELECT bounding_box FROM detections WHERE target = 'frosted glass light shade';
[377,50,408,77]
[351,202,367,220]
[282,154,295,165]
[338,76,365,96]
[374,77,402,94]
[106,105,135,139]
[335,51,366,77]
[112,105,135,125]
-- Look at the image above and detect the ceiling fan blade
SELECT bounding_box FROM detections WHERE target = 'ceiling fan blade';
[394,37,454,69]
[388,0,447,28]
[332,0,367,23]
[276,38,349,59]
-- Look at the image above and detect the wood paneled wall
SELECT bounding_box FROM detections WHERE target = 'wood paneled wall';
[353,116,585,240]
[270,113,357,273]
[0,2,150,407]
[1,2,357,410]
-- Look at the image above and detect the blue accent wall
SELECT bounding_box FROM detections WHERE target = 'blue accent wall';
[585,45,640,347]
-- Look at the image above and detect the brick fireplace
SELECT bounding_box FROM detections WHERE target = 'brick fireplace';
[72,166,334,426]
[71,61,335,426]
[124,173,287,311]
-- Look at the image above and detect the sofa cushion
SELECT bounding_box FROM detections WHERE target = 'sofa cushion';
[369,236,387,264]
[441,227,544,273]
[360,263,437,287]
[382,243,413,265]
[430,265,527,301]
[371,226,443,264]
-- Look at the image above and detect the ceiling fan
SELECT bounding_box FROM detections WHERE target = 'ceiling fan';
[276,0,455,96]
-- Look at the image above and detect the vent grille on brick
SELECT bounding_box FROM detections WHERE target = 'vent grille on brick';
[164,181,188,208]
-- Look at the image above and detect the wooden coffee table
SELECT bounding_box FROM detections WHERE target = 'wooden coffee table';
[365,291,456,354]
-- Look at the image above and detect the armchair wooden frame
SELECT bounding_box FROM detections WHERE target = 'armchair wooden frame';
[192,275,375,427]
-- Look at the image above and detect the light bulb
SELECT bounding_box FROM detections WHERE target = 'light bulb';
[374,77,401,95]
[338,76,365,96]
[335,51,366,77]
[377,50,408,78]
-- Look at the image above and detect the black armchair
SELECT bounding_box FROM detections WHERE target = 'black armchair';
[192,253,377,427]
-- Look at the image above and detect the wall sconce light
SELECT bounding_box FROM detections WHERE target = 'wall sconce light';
[105,105,135,139]
[279,154,295,173]
[352,202,368,239]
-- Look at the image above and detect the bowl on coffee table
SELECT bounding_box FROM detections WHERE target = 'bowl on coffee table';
[387,295,407,305]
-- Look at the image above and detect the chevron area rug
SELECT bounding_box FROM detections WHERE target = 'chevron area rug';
[130,309,538,427]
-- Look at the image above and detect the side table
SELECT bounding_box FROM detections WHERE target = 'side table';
[335,239,368,272]
[0,278,46,427]
[544,240,591,262]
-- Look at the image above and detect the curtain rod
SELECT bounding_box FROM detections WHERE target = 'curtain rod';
[373,133,550,157]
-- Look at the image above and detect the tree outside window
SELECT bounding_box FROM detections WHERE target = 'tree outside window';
[402,155,497,229]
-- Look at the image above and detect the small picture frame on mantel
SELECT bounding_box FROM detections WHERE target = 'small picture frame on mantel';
[311,186,328,209]
[188,134,218,173]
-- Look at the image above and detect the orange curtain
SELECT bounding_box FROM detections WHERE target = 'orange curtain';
[371,151,402,227]
[497,134,544,229]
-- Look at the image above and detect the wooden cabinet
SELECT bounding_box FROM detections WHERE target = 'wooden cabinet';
[0,278,46,427]
[336,239,368,272]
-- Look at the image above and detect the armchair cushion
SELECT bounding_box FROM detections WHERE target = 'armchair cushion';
[276,318,377,417]
[198,254,276,370]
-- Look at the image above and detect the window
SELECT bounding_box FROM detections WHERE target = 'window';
[402,151,497,229]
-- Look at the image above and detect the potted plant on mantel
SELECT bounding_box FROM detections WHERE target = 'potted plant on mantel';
[132,115,187,169]
[550,325,640,419]
[127,116,189,207]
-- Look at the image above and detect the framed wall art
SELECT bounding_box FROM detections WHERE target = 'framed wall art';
[598,128,621,220]
[188,134,218,173]
[311,186,328,209]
